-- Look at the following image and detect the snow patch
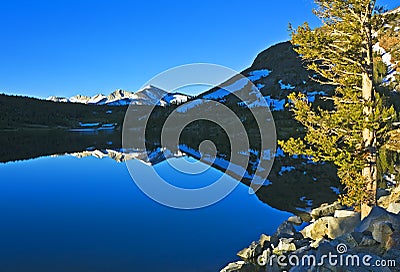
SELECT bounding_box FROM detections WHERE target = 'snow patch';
[256,83,265,90]
[202,78,250,100]
[247,69,271,81]
[275,147,285,158]
[176,100,204,113]
[264,96,286,111]
[373,42,398,86]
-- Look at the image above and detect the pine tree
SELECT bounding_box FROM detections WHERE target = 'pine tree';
[279,0,396,217]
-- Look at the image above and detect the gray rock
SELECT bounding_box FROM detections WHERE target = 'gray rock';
[220,261,245,272]
[359,235,378,247]
[301,215,361,240]
[294,238,310,249]
[298,212,312,223]
[386,231,400,250]
[355,253,393,272]
[274,220,296,238]
[356,206,400,234]
[293,232,305,241]
[372,221,394,245]
[256,248,272,267]
[310,201,344,220]
[293,245,312,255]
[332,232,360,249]
[220,261,258,272]
[310,237,329,248]
[350,231,364,244]
[383,248,400,270]
[315,242,336,270]
[387,202,400,214]
[288,215,303,225]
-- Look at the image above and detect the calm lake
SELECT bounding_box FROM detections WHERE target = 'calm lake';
[0,154,291,272]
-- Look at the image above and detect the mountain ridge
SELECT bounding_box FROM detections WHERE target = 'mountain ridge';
[47,85,190,106]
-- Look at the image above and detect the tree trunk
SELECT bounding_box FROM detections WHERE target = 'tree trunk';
[361,3,377,219]
[361,75,377,218]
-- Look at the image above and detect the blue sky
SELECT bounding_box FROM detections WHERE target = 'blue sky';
[0,0,398,98]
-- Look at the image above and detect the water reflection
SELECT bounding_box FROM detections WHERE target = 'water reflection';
[0,129,341,218]
[0,155,290,272]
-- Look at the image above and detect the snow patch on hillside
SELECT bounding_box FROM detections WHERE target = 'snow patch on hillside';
[373,42,398,86]
[264,96,286,111]
[202,77,250,100]
[247,69,271,81]
[176,100,203,113]
[257,83,265,90]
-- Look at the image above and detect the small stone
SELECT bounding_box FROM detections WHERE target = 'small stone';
[288,215,303,225]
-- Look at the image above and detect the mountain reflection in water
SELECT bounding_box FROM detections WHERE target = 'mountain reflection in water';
[0,129,340,219]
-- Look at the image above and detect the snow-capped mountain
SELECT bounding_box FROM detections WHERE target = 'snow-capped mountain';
[178,6,400,112]
[47,85,190,106]
[174,41,331,114]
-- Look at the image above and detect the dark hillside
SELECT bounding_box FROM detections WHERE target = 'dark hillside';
[0,94,127,129]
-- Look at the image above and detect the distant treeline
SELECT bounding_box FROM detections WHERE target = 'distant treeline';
[0,94,127,129]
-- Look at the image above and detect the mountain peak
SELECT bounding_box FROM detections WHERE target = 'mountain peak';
[46,86,189,106]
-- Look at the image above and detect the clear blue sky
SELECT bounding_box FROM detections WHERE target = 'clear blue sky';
[0,0,397,98]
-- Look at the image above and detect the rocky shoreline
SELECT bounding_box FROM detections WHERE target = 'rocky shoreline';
[221,186,400,272]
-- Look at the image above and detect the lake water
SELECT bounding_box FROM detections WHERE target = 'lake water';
[0,154,291,272]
